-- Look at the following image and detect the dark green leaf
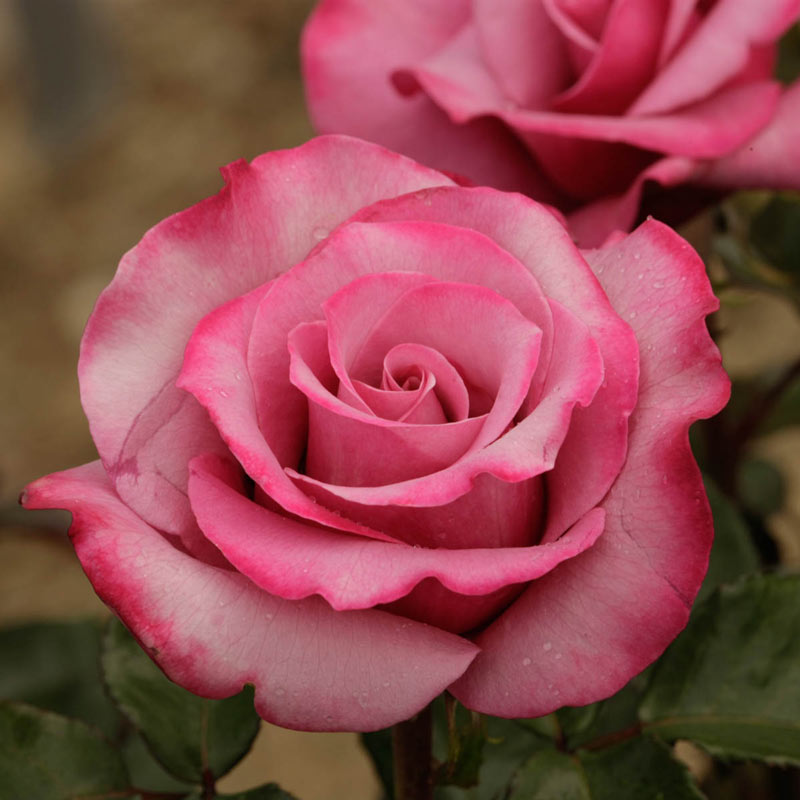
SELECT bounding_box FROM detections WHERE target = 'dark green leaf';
[508,749,589,799]
[0,700,129,800]
[578,736,705,800]
[102,618,260,783]
[0,619,121,737]
[439,697,486,788]
[640,574,800,764]
[557,670,650,751]
[435,717,551,799]
[508,737,703,800]
[737,458,786,517]
[361,729,394,800]
[121,730,195,793]
[750,194,800,276]
[698,480,760,603]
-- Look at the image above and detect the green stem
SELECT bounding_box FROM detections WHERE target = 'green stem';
[392,705,434,800]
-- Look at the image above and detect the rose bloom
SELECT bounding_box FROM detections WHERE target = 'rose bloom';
[303,0,800,246]
[24,137,728,732]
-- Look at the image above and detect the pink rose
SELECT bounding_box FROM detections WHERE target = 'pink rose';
[303,0,800,246]
[23,136,728,731]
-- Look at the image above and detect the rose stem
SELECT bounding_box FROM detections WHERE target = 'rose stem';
[392,704,434,800]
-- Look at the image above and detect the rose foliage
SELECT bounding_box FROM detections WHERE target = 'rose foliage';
[303,0,800,245]
[23,137,729,732]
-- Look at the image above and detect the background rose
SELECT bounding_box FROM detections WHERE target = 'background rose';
[23,136,728,732]
[302,0,800,246]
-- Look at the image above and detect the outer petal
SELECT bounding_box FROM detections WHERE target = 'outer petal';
[352,187,638,541]
[302,0,562,199]
[81,136,452,536]
[21,462,478,733]
[699,80,800,190]
[451,220,730,717]
[189,454,605,610]
[630,0,800,115]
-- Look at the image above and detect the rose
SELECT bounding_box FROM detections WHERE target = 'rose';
[302,0,800,246]
[23,136,728,732]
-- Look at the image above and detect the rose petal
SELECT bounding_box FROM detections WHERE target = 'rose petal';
[450,219,729,717]
[245,219,553,500]
[543,0,601,74]
[178,284,400,543]
[22,461,478,732]
[288,320,487,488]
[659,0,700,65]
[551,0,670,116]
[353,187,638,540]
[81,136,451,537]
[189,453,604,614]
[567,155,700,247]
[699,80,800,191]
[472,0,571,107]
[630,0,800,115]
[289,298,601,506]
[302,0,562,199]
[409,41,780,160]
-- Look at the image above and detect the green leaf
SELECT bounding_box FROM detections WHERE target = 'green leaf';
[698,480,760,603]
[507,750,589,800]
[435,717,551,799]
[0,619,122,737]
[640,573,800,764]
[557,670,650,750]
[439,697,486,788]
[102,617,260,783]
[750,194,800,275]
[508,737,704,800]
[121,730,195,794]
[578,736,705,799]
[0,700,129,800]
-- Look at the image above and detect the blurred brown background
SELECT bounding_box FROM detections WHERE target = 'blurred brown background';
[1,3,799,799]
[0,1,378,796]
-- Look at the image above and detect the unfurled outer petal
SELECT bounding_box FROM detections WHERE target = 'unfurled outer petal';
[189,453,605,610]
[81,136,452,538]
[451,220,729,717]
[22,462,479,732]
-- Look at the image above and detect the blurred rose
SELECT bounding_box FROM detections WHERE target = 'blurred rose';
[303,0,800,245]
[24,137,728,731]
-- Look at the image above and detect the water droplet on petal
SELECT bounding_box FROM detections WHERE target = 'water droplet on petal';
[522,657,532,666]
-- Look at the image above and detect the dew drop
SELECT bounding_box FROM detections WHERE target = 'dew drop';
[275,687,285,696]
[522,657,532,666]
[542,642,552,652]
[218,389,229,398]
[312,226,328,240]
